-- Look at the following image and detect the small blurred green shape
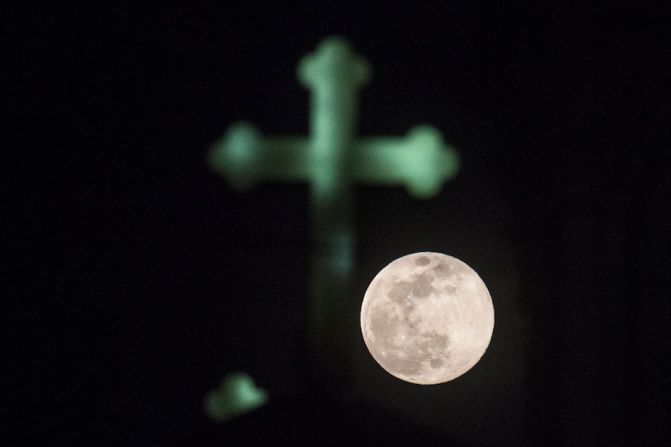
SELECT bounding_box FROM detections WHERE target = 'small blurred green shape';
[204,372,269,422]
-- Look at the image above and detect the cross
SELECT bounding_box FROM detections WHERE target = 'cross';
[209,37,459,390]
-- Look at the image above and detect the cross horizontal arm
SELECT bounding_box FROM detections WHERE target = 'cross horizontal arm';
[209,123,459,198]
[208,122,310,189]
[351,126,459,198]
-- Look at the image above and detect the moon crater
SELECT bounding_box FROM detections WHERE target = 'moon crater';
[361,252,494,384]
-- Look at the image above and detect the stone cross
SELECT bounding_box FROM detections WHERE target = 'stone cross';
[209,37,459,390]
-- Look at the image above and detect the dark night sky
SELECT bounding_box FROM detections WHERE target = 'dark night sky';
[7,2,671,446]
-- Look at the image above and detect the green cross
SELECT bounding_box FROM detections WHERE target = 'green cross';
[209,37,459,389]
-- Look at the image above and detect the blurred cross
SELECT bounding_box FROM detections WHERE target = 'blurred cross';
[209,36,459,390]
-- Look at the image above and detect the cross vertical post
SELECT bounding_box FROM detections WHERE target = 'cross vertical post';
[298,39,370,387]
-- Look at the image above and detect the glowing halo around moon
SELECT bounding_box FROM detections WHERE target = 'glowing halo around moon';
[360,252,494,385]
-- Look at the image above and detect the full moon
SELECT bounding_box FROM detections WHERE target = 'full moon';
[360,252,494,384]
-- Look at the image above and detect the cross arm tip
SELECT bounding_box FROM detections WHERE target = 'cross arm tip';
[208,122,263,190]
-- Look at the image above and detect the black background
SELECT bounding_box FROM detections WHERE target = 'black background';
[7,2,671,446]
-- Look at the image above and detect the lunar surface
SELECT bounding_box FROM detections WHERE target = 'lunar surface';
[360,252,494,384]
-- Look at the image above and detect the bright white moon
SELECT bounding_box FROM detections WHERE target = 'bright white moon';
[360,252,494,384]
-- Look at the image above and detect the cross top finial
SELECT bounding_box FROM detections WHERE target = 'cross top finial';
[298,36,371,90]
